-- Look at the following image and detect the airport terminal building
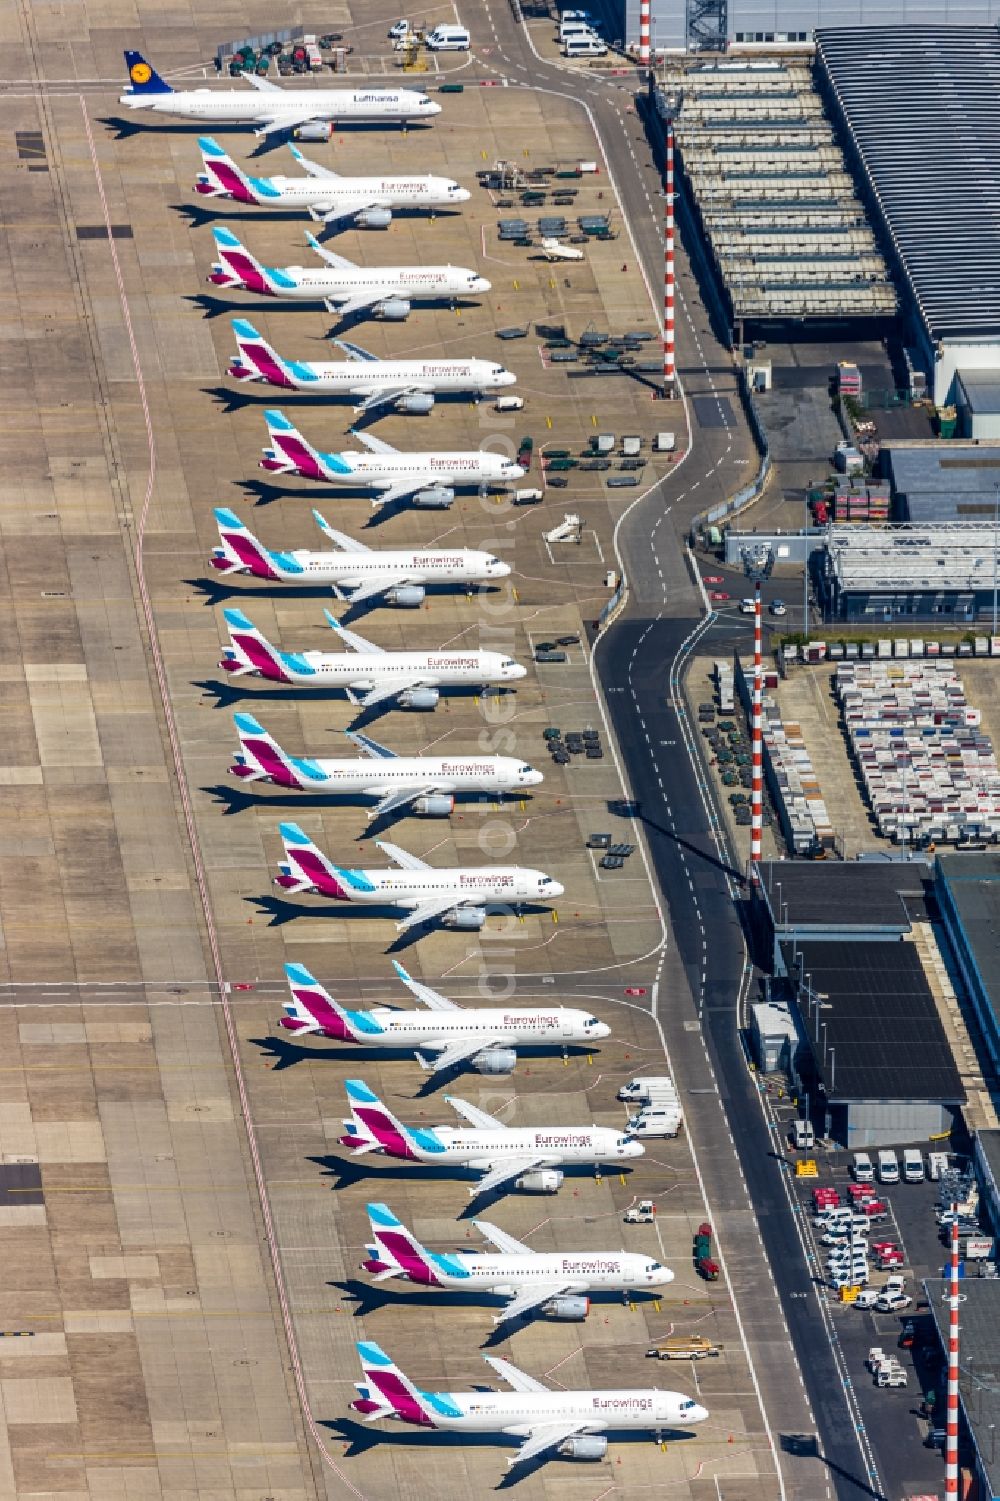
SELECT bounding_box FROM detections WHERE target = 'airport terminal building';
[615,0,1000,52]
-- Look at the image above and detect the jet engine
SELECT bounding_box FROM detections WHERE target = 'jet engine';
[399,686,440,710]
[413,794,454,817]
[443,906,486,930]
[355,207,393,230]
[293,121,333,141]
[470,1046,517,1075]
[413,485,454,508]
[376,297,411,320]
[558,1436,607,1461]
[544,1296,590,1321]
[517,1169,563,1194]
[396,392,435,414]
[385,584,425,607]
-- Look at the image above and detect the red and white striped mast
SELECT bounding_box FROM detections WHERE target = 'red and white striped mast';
[663,118,676,397]
[751,578,763,871]
[945,1211,961,1500]
[639,0,651,64]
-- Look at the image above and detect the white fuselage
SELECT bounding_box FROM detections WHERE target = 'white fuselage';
[272,447,524,490]
[263,547,510,587]
[311,866,562,907]
[268,648,526,690]
[373,1123,635,1168]
[395,1388,704,1435]
[219,174,469,213]
[260,753,541,797]
[397,1248,674,1295]
[247,357,515,398]
[122,87,441,124]
[348,1004,604,1050]
[257,265,490,303]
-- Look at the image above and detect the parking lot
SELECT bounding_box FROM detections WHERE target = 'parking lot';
[789,1149,989,1498]
[0,11,786,1498]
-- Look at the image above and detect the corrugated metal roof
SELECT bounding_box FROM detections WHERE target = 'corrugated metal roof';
[816,26,1000,341]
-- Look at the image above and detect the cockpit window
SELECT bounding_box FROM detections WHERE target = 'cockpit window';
[585,1015,599,1025]
[520,764,533,773]
[503,658,517,668]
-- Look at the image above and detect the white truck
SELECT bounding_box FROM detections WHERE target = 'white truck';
[902,1148,925,1183]
[618,1076,677,1104]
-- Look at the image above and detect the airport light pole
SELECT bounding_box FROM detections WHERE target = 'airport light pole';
[639,0,651,64]
[663,119,676,398]
[993,482,999,637]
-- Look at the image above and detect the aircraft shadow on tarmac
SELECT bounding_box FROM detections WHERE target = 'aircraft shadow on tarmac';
[245,893,553,954]
[186,576,345,607]
[194,677,517,730]
[101,115,218,141]
[202,782,531,843]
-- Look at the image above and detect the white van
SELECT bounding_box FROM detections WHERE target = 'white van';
[627,1108,682,1139]
[426,24,470,50]
[877,1149,900,1184]
[903,1149,925,1183]
[563,34,608,56]
[852,1151,874,1183]
[559,18,593,40]
[618,1076,675,1103]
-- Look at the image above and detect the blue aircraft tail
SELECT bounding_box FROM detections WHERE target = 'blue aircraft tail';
[123,50,172,95]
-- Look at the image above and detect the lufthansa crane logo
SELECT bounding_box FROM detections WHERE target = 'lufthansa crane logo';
[130,61,152,84]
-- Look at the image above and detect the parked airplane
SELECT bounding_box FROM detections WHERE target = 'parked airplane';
[229,319,516,413]
[259,409,524,508]
[539,237,585,262]
[361,1202,672,1322]
[220,607,526,709]
[196,138,469,225]
[208,226,489,321]
[211,507,511,604]
[119,51,441,136]
[279,958,604,1072]
[231,716,542,820]
[275,828,563,932]
[350,1341,707,1470]
[339,1077,639,1189]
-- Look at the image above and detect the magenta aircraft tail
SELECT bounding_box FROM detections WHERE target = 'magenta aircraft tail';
[230,319,298,388]
[280,961,358,1041]
[350,1341,437,1426]
[208,226,284,295]
[219,608,294,681]
[261,409,343,481]
[274,822,372,899]
[231,712,308,784]
[211,508,282,578]
[362,1202,441,1285]
[196,137,258,202]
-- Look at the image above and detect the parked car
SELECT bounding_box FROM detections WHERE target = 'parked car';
[709,591,729,602]
[703,574,724,585]
[875,1292,912,1314]
[769,599,787,617]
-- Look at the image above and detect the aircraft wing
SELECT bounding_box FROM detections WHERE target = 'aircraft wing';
[320,200,377,224]
[377,840,431,872]
[328,291,384,318]
[369,476,437,508]
[289,144,338,177]
[469,1157,545,1198]
[313,510,369,552]
[445,1095,505,1131]
[393,895,465,932]
[255,109,331,138]
[344,574,411,606]
[507,1421,591,1469]
[351,680,404,711]
[392,960,459,1012]
[351,429,399,457]
[484,1354,549,1396]
[417,1035,504,1074]
[493,1283,575,1326]
[240,71,283,92]
[354,386,419,415]
[472,1219,531,1255]
[371,784,437,817]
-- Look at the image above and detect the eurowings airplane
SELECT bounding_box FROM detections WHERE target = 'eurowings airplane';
[278,959,605,1073]
[208,226,490,321]
[339,1078,639,1191]
[196,138,469,226]
[350,1342,707,1470]
[219,607,526,709]
[361,1202,673,1324]
[119,51,441,136]
[230,715,542,820]
[229,319,516,414]
[259,409,524,509]
[211,506,511,604]
[274,827,563,932]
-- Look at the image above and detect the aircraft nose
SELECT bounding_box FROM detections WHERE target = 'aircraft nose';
[500,371,518,385]
[426,101,443,114]
[509,663,528,679]
[454,187,471,201]
[508,463,526,479]
[626,1140,645,1157]
[473,276,492,292]
[690,1404,710,1424]
[492,560,512,577]
[546,879,565,897]
[594,1021,612,1039]
[527,769,544,785]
